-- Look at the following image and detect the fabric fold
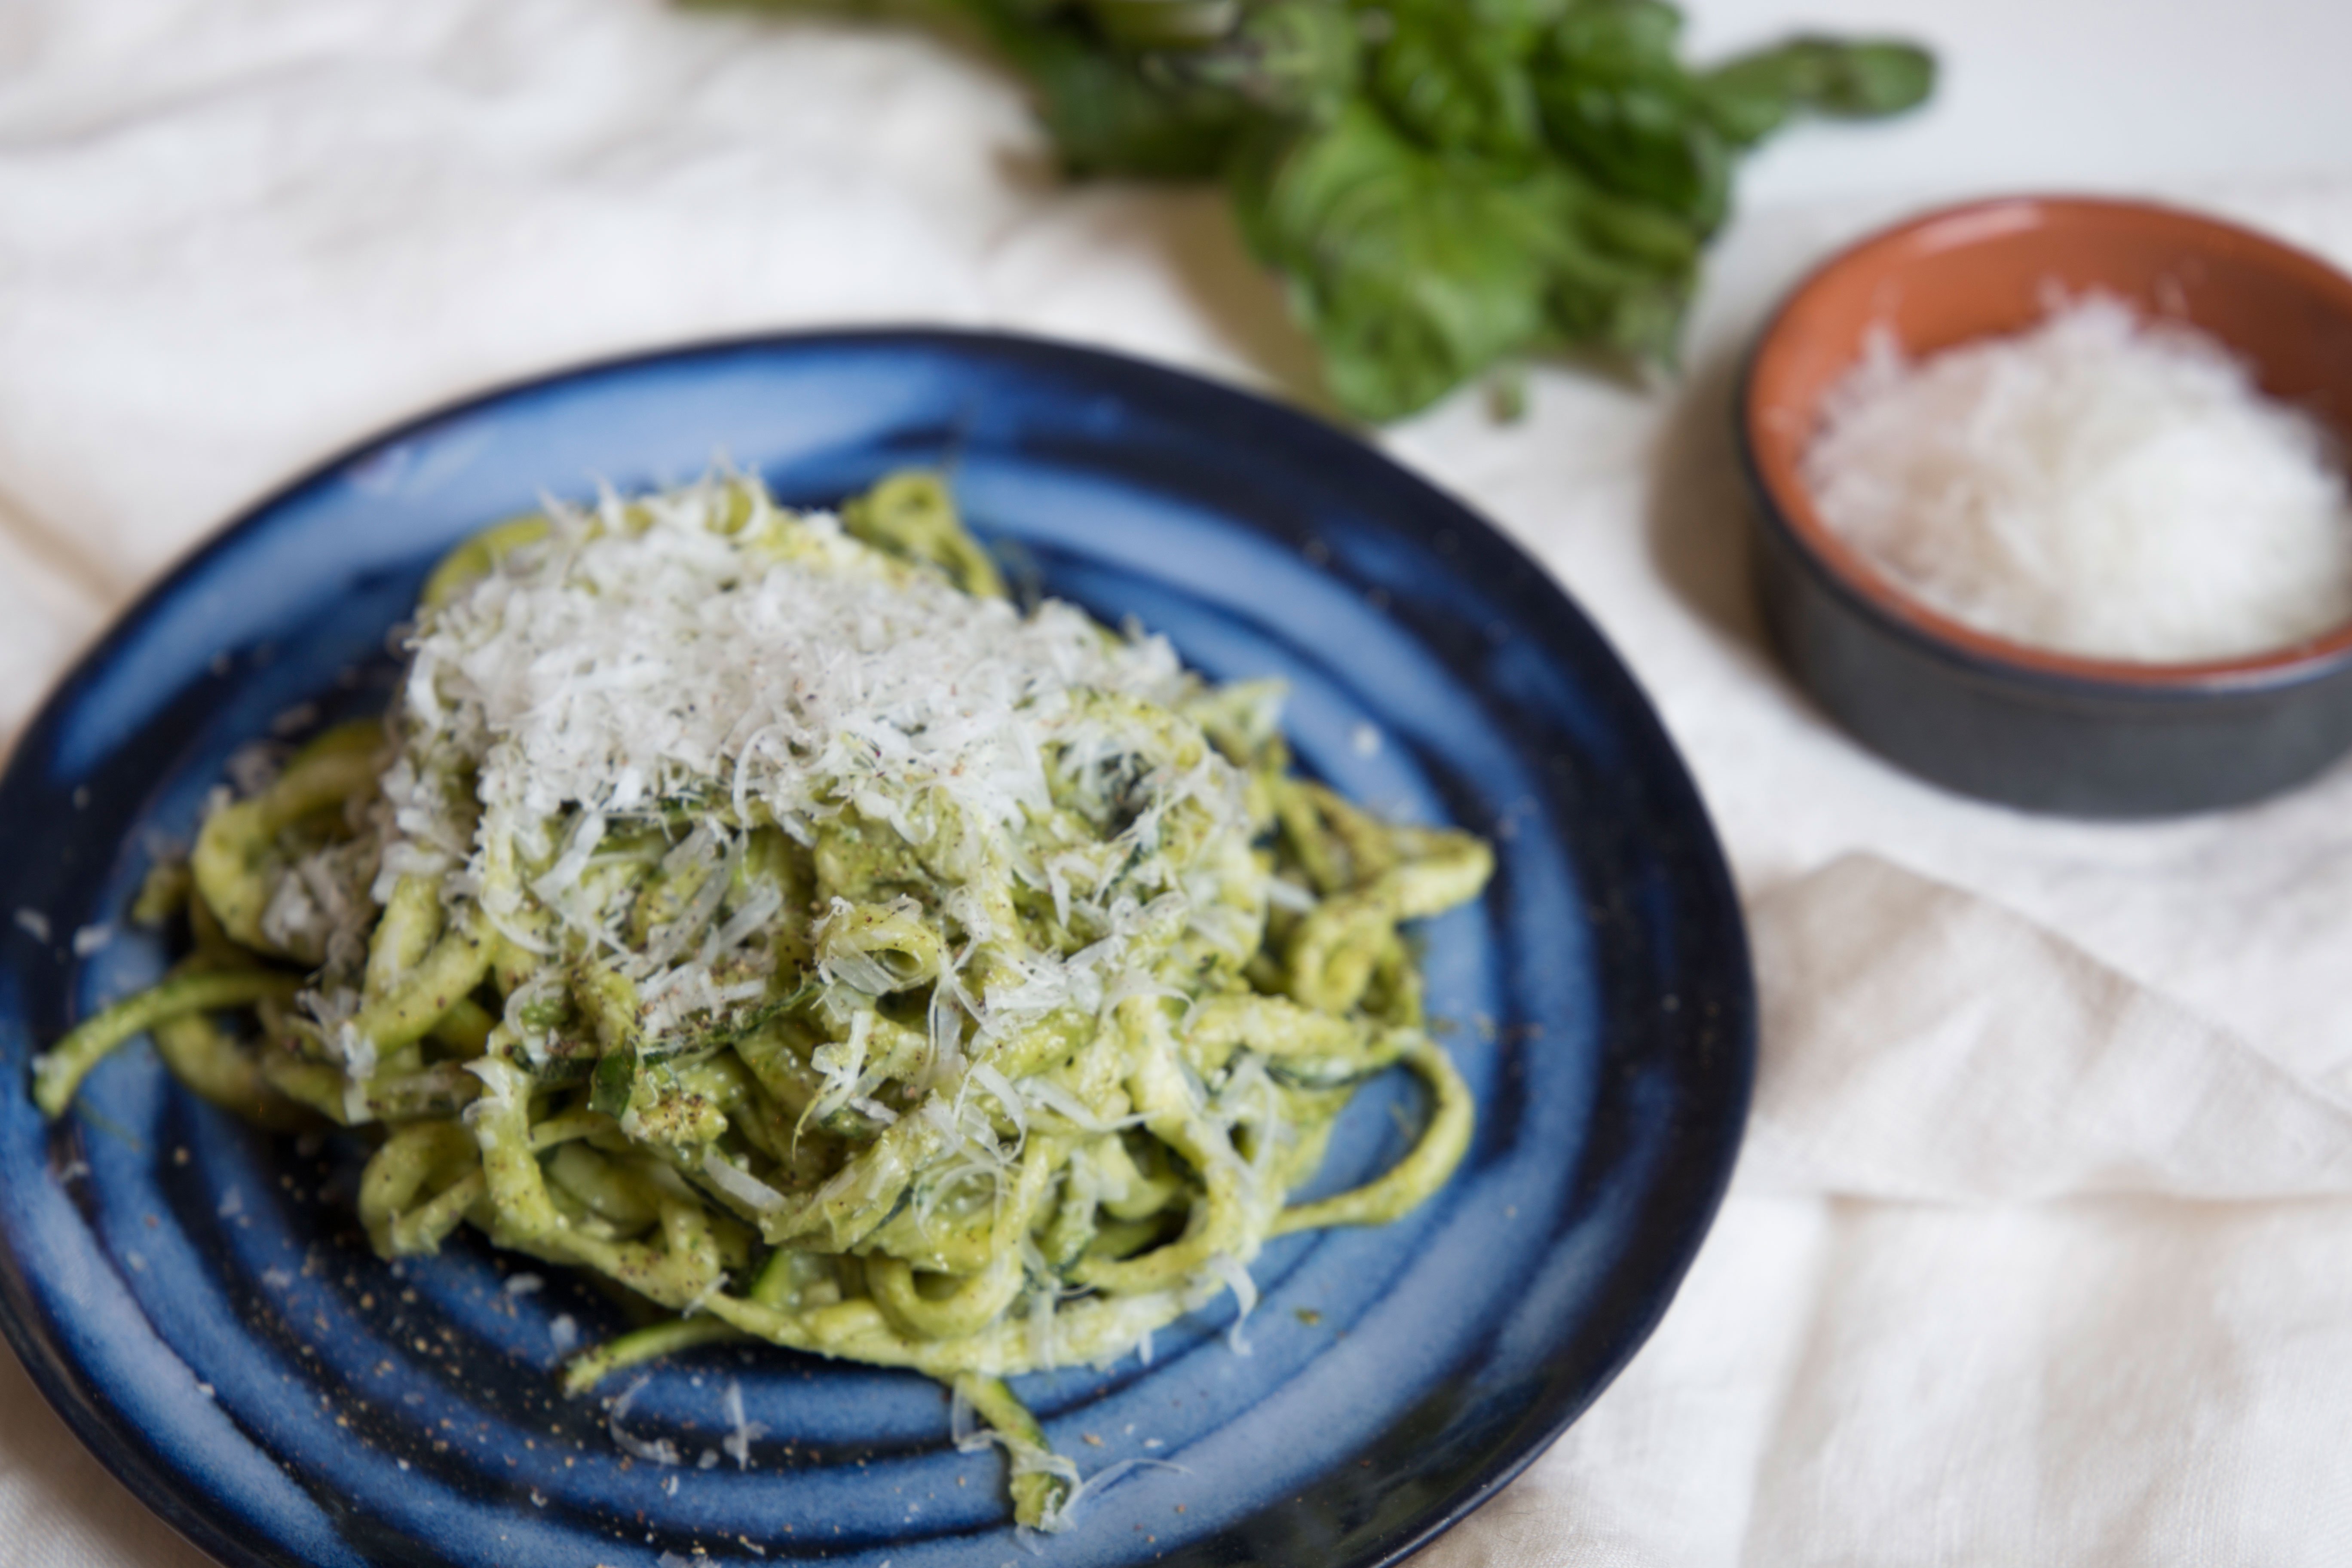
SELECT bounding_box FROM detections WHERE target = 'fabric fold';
[1422,853,2352,1568]
[1739,852,2352,1203]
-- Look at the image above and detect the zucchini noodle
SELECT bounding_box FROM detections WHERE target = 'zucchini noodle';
[34,468,1492,1530]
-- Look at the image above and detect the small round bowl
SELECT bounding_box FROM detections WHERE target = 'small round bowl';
[1738,195,2352,817]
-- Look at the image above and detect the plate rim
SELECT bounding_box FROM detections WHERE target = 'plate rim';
[0,325,1755,1568]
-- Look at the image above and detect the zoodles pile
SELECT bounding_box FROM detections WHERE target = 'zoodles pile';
[34,469,1491,1528]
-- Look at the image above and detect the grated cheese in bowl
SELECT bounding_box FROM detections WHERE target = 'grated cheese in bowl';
[1801,293,2352,663]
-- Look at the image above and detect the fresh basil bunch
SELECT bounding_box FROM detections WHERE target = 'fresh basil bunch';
[721,0,1932,420]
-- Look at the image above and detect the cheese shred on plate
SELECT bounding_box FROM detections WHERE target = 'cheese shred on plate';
[1803,293,2352,662]
[30,467,1493,1537]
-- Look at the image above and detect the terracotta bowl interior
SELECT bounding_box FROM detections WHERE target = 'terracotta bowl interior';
[1746,197,2352,686]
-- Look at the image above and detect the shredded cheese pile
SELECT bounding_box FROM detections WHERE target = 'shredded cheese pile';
[399,484,1186,864]
[1804,293,2352,662]
[299,479,1264,1084]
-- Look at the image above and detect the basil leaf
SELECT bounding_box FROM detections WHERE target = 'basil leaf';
[1553,0,1681,63]
[1366,0,1548,162]
[1081,0,1242,50]
[1533,0,1727,231]
[1698,37,1936,147]
[1146,0,1360,122]
[1237,100,1698,417]
[700,0,1935,420]
[976,4,1250,176]
[1232,104,1562,418]
[590,1050,637,1121]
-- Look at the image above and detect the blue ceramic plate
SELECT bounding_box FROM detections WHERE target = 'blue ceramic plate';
[0,332,1750,1568]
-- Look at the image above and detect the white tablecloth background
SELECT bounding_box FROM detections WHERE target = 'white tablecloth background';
[5,3,2352,1563]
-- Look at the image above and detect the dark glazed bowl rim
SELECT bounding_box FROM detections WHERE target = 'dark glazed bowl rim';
[1740,194,2352,704]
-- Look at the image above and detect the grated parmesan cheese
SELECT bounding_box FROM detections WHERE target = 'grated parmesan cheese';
[1205,1252,1257,1356]
[701,1147,787,1213]
[720,1378,766,1470]
[405,480,1183,864]
[609,1376,683,1467]
[337,474,1252,1049]
[1803,293,2352,662]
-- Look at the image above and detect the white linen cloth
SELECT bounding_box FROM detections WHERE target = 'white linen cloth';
[6,4,2352,1564]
